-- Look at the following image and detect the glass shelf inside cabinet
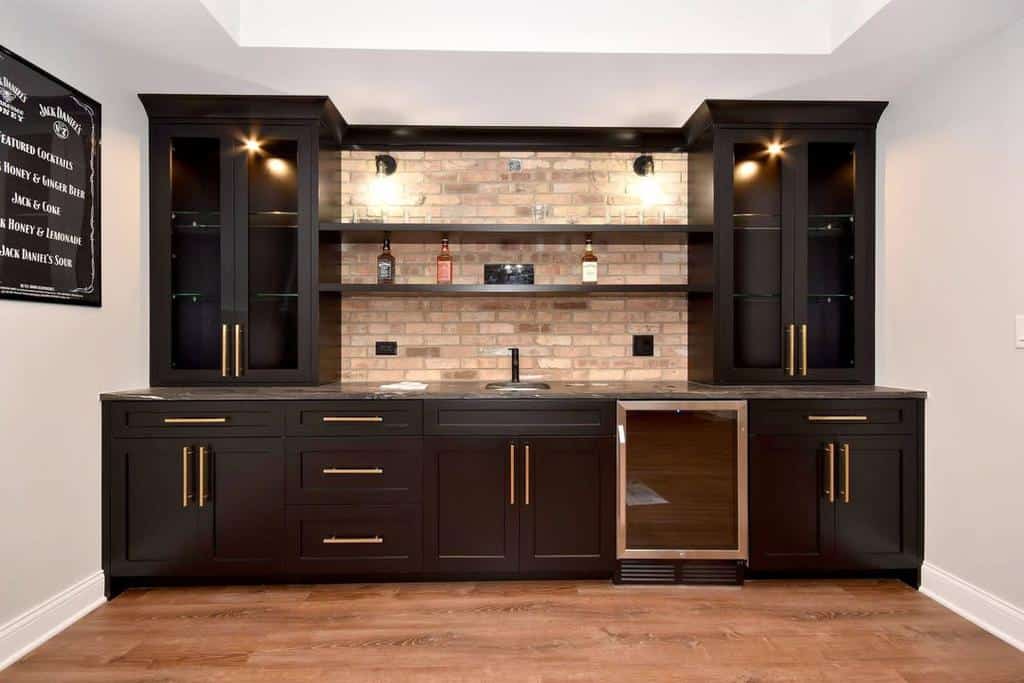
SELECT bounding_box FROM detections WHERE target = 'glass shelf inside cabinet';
[250,211,298,229]
[172,210,221,231]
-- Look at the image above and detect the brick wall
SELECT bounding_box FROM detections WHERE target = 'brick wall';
[339,150,686,224]
[331,150,691,383]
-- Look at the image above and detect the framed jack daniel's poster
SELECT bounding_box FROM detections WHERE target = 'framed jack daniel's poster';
[0,45,101,306]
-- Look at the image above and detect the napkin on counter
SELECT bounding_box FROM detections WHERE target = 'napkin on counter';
[378,381,429,391]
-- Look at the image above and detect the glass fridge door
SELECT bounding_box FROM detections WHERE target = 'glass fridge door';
[617,401,748,560]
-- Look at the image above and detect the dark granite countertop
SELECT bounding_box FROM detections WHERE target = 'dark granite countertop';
[101,381,926,401]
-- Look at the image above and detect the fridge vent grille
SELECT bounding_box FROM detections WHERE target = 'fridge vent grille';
[617,560,676,584]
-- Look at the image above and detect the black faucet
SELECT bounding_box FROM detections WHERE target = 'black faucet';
[509,347,520,383]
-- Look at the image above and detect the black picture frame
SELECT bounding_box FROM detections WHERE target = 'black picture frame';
[0,44,102,307]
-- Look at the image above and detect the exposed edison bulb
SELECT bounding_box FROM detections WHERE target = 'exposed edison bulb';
[243,138,261,153]
[265,157,289,176]
[369,174,401,206]
[631,175,665,207]
[735,160,759,181]
[767,141,783,156]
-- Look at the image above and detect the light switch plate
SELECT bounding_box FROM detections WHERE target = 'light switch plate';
[1017,315,1024,349]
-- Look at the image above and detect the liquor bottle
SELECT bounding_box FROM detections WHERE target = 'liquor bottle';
[436,237,453,284]
[377,238,395,284]
[581,237,598,283]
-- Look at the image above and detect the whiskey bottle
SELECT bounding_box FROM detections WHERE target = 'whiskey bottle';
[436,237,453,284]
[377,238,395,284]
[581,237,598,283]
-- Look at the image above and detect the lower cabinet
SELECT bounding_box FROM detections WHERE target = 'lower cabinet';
[748,400,922,576]
[108,437,285,576]
[424,436,615,576]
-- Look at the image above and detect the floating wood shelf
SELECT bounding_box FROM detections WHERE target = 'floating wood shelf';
[319,283,711,296]
[319,222,714,243]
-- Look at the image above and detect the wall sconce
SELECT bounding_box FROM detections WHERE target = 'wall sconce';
[631,154,663,206]
[375,154,397,176]
[370,154,400,206]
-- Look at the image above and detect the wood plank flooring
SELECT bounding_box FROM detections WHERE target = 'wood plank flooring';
[4,580,1023,682]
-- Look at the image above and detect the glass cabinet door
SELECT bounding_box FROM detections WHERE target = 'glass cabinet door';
[794,131,871,382]
[233,126,312,382]
[722,132,795,382]
[617,401,747,560]
[152,127,235,384]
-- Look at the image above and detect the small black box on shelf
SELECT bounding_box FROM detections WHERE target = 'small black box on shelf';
[484,264,535,285]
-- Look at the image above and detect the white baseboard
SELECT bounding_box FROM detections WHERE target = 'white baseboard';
[0,571,106,671]
[921,561,1024,652]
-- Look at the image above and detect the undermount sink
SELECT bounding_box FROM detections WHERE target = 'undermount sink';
[485,381,551,391]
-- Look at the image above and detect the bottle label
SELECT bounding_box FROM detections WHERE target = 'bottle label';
[582,261,598,283]
[378,261,393,281]
[437,260,452,284]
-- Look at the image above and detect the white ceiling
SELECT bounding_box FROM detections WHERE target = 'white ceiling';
[202,0,891,55]
[10,0,1024,126]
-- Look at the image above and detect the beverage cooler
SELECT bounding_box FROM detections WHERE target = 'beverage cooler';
[615,401,748,584]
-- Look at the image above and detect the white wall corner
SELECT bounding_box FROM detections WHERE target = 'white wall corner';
[0,571,106,671]
[921,562,1024,652]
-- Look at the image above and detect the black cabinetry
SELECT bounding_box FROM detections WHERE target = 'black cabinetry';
[686,101,885,384]
[140,96,345,385]
[748,399,923,584]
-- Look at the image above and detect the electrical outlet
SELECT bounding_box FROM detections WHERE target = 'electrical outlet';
[507,159,523,172]
[375,341,398,356]
[632,335,654,357]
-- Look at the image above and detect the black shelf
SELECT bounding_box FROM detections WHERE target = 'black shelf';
[320,283,709,296]
[319,222,713,243]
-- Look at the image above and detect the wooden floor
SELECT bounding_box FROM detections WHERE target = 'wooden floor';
[4,580,1023,682]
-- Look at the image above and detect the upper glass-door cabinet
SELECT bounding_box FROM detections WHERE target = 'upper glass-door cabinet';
[142,95,344,386]
[684,100,884,385]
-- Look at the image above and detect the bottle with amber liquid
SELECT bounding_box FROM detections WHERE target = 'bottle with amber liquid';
[581,237,598,283]
[436,237,453,284]
[376,238,395,284]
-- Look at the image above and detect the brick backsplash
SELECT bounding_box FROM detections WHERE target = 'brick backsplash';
[330,150,691,383]
[338,295,688,383]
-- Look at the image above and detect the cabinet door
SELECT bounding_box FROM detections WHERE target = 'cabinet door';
[424,437,519,574]
[792,129,874,383]
[232,125,314,383]
[519,437,614,574]
[150,126,236,385]
[109,439,203,574]
[716,129,798,383]
[833,435,919,569]
[198,439,286,566]
[749,435,835,570]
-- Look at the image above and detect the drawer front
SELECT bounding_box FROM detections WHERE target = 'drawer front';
[109,402,283,438]
[286,437,422,504]
[425,399,614,436]
[287,505,422,573]
[750,400,918,435]
[285,401,422,437]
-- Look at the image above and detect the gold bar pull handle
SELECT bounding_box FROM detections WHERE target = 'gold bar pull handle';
[322,467,384,475]
[806,415,869,423]
[524,444,530,506]
[786,324,796,377]
[181,446,192,508]
[841,443,851,503]
[825,443,835,504]
[509,443,516,505]
[322,416,384,423]
[198,446,208,508]
[163,417,229,425]
[800,324,808,376]
[234,323,243,377]
[322,536,383,545]
[221,324,230,378]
